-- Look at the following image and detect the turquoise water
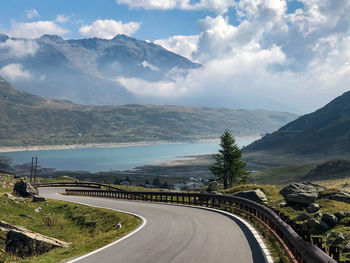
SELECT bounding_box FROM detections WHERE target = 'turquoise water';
[0,139,255,172]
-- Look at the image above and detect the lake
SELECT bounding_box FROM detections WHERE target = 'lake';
[0,138,256,172]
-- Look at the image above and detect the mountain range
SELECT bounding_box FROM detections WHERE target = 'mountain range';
[0,33,200,105]
[0,77,297,147]
[244,90,350,156]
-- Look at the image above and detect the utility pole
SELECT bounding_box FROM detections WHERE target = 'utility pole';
[33,156,38,184]
[109,169,112,190]
[30,157,34,183]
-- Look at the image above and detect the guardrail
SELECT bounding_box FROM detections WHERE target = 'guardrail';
[65,188,338,263]
[34,182,123,191]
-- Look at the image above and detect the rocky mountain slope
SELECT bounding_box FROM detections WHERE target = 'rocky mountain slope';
[0,34,200,105]
[0,77,297,146]
[244,90,350,155]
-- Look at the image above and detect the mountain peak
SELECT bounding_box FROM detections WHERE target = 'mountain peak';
[39,34,63,41]
[0,33,9,42]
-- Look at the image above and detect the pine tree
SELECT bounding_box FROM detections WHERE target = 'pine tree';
[210,130,248,189]
[152,177,161,187]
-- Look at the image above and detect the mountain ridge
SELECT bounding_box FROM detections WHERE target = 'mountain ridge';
[0,77,297,147]
[244,90,350,155]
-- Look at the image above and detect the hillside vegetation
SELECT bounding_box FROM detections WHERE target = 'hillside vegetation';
[244,90,350,156]
[0,77,297,146]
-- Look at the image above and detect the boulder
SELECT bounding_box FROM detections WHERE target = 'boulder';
[234,189,267,204]
[305,218,323,230]
[322,190,350,204]
[306,203,320,213]
[280,182,325,205]
[1,220,68,257]
[13,181,38,197]
[207,181,219,193]
[32,195,45,202]
[326,232,345,245]
[296,212,310,221]
[321,213,338,227]
[314,212,323,219]
[344,240,350,252]
[335,211,350,219]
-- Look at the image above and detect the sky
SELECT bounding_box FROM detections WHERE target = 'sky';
[0,0,350,113]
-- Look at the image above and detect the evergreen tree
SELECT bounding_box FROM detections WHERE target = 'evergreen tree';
[210,130,248,189]
[145,179,150,185]
[114,177,121,185]
[125,176,131,183]
[152,177,161,187]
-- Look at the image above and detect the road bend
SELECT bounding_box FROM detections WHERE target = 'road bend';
[40,188,266,263]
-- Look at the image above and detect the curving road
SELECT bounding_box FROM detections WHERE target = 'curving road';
[40,188,267,263]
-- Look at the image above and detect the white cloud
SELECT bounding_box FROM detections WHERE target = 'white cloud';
[116,0,235,14]
[0,64,32,81]
[0,39,39,57]
[56,14,70,23]
[8,21,68,38]
[155,35,199,60]
[145,0,350,113]
[26,9,40,19]
[79,19,141,39]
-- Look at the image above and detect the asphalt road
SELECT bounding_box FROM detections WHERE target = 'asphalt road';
[40,188,266,263]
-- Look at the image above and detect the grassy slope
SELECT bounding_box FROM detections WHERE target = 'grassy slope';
[0,77,297,146]
[0,174,140,263]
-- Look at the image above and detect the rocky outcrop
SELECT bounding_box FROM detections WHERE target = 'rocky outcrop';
[13,181,38,197]
[321,190,350,204]
[321,213,338,227]
[0,220,68,257]
[32,195,46,202]
[306,203,320,213]
[234,189,268,204]
[280,182,325,205]
[335,211,350,219]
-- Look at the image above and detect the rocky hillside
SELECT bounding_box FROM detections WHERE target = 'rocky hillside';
[244,90,350,155]
[304,160,350,181]
[0,34,200,105]
[0,77,297,146]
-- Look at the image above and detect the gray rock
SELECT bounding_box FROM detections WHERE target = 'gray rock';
[13,181,38,197]
[320,221,330,230]
[335,211,347,219]
[322,190,350,204]
[326,232,345,245]
[306,203,320,213]
[277,202,287,207]
[32,195,45,202]
[321,213,338,227]
[344,240,350,252]
[314,212,323,218]
[34,207,41,213]
[207,181,219,192]
[116,223,121,229]
[296,212,310,221]
[305,218,322,230]
[280,182,325,205]
[234,189,267,204]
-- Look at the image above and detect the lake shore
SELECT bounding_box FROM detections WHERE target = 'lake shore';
[0,136,260,153]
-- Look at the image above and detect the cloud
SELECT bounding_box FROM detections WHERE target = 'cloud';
[26,9,40,19]
[56,14,70,23]
[116,0,235,14]
[0,39,39,57]
[155,35,199,60]
[143,0,350,113]
[8,21,68,38]
[79,19,141,39]
[0,64,32,81]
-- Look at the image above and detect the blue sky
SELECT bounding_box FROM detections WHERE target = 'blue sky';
[0,0,349,113]
[0,0,302,41]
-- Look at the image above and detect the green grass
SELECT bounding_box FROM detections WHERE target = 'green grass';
[0,174,141,263]
[249,165,315,186]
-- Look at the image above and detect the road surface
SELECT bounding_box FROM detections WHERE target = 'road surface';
[40,188,267,263]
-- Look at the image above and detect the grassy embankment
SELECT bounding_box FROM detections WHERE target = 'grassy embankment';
[0,174,141,263]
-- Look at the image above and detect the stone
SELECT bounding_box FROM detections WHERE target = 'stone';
[277,202,287,207]
[32,195,45,202]
[296,212,310,221]
[280,182,325,205]
[344,240,350,252]
[314,212,323,218]
[320,221,330,230]
[326,232,345,245]
[306,203,320,213]
[116,223,121,229]
[321,213,338,227]
[335,211,350,219]
[322,190,350,204]
[34,207,41,213]
[207,181,219,192]
[13,181,38,197]
[305,218,323,230]
[234,189,268,204]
